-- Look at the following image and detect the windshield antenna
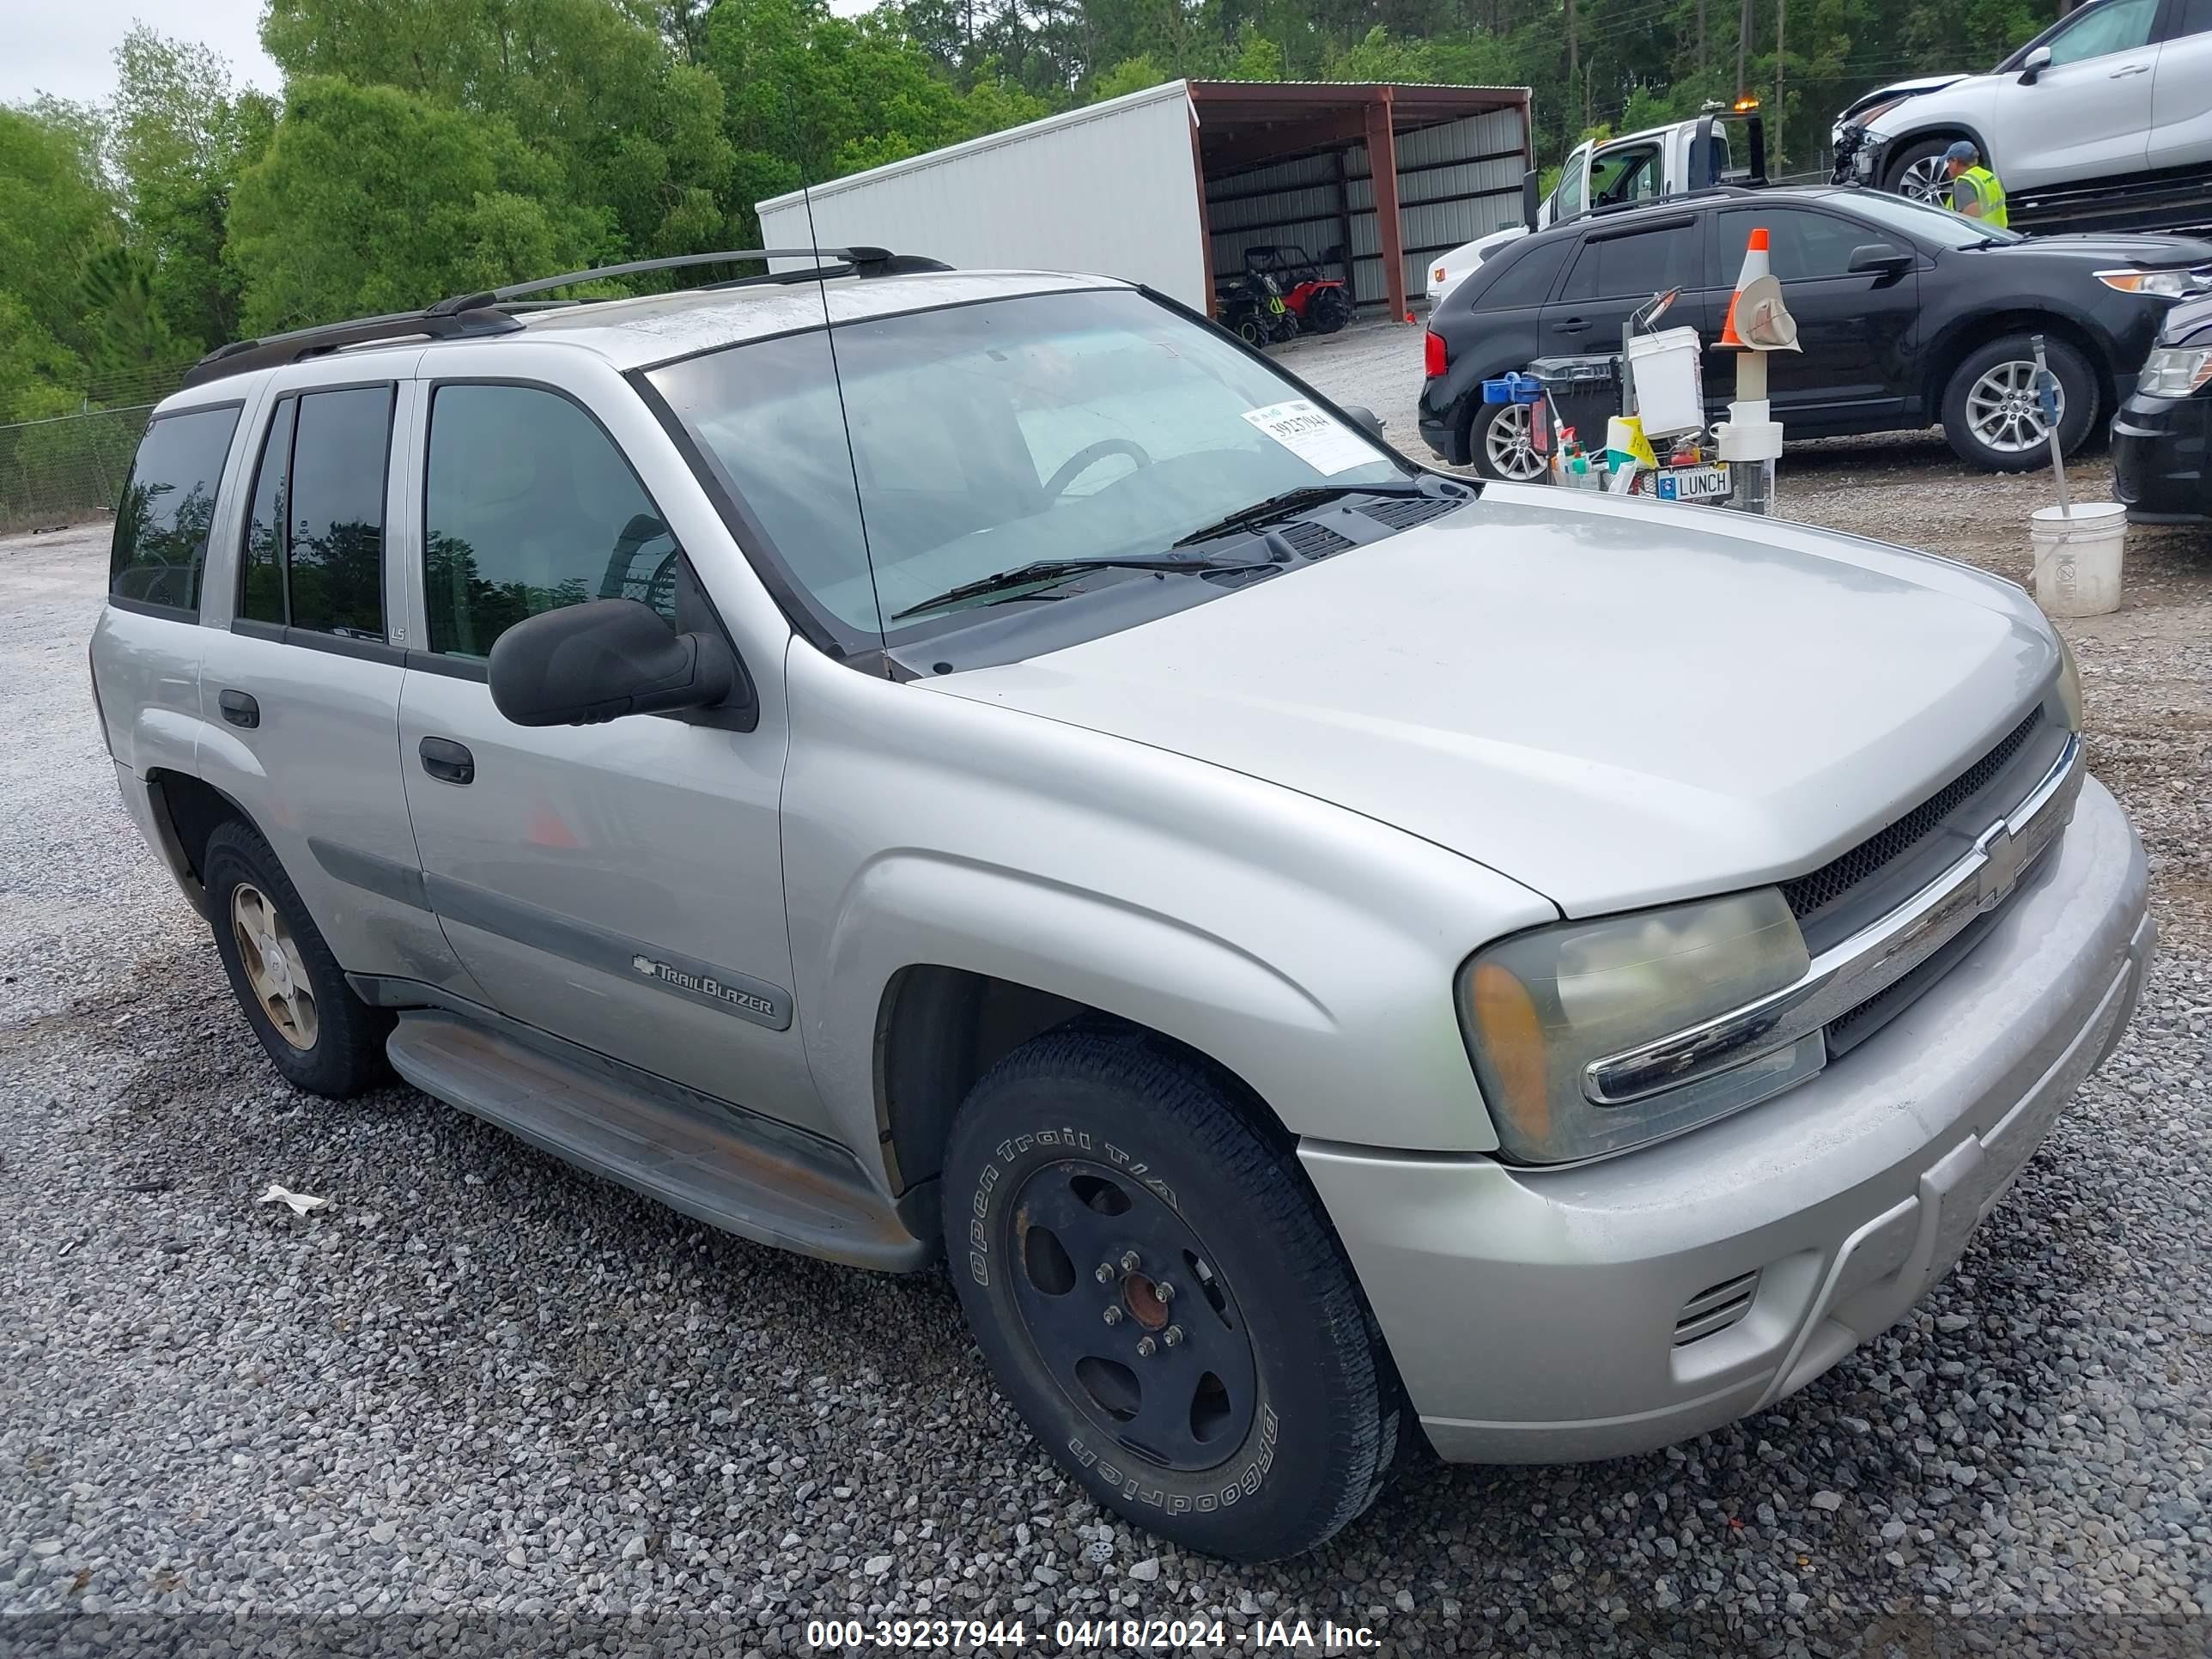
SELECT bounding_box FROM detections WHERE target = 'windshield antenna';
[801,179,891,652]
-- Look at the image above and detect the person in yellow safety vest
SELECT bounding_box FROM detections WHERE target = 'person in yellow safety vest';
[1942,139,2008,229]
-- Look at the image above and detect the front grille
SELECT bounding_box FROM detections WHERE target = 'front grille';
[1674,1270,1760,1346]
[1358,495,1463,532]
[1781,708,2044,925]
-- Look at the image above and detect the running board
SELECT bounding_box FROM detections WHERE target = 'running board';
[385,1010,931,1271]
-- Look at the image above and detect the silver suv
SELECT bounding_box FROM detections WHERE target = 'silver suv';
[90,250,2153,1562]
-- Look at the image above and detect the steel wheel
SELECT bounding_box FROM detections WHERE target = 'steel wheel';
[230,882,318,1050]
[1483,403,1548,481]
[1895,153,1950,204]
[1006,1158,1256,1474]
[1966,358,2058,455]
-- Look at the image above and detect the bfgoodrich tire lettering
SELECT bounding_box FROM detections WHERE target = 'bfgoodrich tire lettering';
[943,1027,1401,1562]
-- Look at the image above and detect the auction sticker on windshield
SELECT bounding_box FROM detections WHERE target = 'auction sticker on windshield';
[1242,398,1387,475]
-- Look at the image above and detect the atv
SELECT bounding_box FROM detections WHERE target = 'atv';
[1243,245,1354,336]
[1215,264,1301,349]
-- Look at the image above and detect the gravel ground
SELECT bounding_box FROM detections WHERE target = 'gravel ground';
[4,331,2211,1656]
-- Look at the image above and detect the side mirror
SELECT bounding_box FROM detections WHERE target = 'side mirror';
[2020,43,2051,83]
[1522,168,1540,232]
[1847,240,1913,278]
[1341,404,1388,441]
[489,598,744,727]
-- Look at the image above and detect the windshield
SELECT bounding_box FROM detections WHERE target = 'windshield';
[1841,189,2023,248]
[647,288,1409,646]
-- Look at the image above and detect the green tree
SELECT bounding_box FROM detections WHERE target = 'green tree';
[0,102,119,352]
[225,77,605,333]
[106,28,276,358]
[0,294,87,422]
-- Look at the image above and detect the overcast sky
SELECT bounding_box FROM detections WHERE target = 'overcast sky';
[5,0,878,108]
[4,0,282,106]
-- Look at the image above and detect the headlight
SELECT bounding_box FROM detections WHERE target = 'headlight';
[2097,269,2207,300]
[2138,344,2212,398]
[1460,889,1816,1164]
[2056,635,2083,732]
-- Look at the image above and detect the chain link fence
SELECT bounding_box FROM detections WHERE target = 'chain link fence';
[0,363,191,534]
[0,404,156,534]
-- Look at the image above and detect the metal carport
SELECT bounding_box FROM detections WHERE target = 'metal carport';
[757,80,1531,325]
[1188,81,1532,325]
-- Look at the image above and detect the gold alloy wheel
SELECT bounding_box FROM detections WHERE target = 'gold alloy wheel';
[230,882,318,1050]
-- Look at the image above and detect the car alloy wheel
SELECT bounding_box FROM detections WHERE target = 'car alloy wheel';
[230,881,319,1050]
[1484,402,1547,481]
[1895,153,1950,204]
[1966,358,2059,455]
[1005,1158,1257,1474]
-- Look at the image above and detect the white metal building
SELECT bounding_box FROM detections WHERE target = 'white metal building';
[757,79,1532,325]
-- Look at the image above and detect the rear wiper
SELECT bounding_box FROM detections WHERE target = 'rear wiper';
[890,553,1275,621]
[1171,480,1434,549]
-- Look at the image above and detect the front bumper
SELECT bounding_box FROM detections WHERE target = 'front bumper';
[2112,389,2212,523]
[1303,776,2150,1463]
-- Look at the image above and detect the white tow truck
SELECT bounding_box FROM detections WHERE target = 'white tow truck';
[1426,106,1766,304]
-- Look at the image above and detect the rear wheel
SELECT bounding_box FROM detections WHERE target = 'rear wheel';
[1883,136,1961,204]
[204,819,392,1097]
[1941,332,2095,472]
[1468,398,1547,482]
[1306,287,1353,334]
[942,1028,1402,1562]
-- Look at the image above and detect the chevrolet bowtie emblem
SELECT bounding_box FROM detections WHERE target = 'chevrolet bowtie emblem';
[1972,821,2021,914]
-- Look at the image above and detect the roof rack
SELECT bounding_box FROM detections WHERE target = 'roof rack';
[179,246,952,391]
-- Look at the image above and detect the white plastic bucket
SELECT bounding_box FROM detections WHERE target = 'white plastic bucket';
[1625,326,1705,438]
[2031,502,2125,618]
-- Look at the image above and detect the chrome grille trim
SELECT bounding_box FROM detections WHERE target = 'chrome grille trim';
[1583,731,2082,1108]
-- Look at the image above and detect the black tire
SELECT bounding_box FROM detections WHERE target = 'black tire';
[204,818,392,1097]
[1940,332,2097,473]
[1306,287,1353,334]
[1882,135,1966,205]
[1466,397,1547,482]
[943,1027,1402,1562]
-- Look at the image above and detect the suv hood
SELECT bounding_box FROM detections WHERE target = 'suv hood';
[926,485,2059,916]
[1992,231,2212,270]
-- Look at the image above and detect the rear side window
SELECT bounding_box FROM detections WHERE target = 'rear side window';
[109,405,241,611]
[1557,221,1702,303]
[1468,238,1571,311]
[1719,207,1869,283]
[422,384,681,659]
[235,386,396,641]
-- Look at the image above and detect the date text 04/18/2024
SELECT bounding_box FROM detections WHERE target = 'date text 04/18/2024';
[804,1618,1381,1649]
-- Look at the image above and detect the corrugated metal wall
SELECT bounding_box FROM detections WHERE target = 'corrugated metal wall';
[757,82,1210,308]
[1206,108,1527,309]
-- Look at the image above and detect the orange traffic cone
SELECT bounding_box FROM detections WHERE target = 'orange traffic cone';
[1717,227,1771,349]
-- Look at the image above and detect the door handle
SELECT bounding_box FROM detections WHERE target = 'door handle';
[1553,316,1591,333]
[419,736,475,786]
[2108,62,2150,76]
[217,690,259,729]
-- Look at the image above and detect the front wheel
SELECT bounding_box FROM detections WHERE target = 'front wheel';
[1883,136,1960,204]
[1941,332,2096,472]
[942,1028,1401,1562]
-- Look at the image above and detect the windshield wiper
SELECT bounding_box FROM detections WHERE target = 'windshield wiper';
[890,553,1275,622]
[1171,480,1434,549]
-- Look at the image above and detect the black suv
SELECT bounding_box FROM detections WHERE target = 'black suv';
[1419,185,2212,477]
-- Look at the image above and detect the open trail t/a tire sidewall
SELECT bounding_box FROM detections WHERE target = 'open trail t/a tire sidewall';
[943,1032,1399,1563]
